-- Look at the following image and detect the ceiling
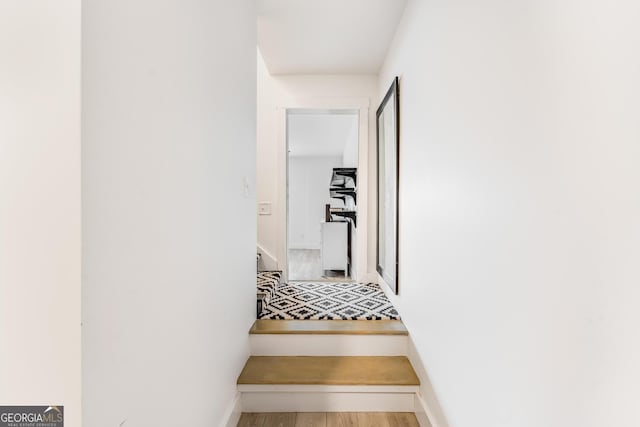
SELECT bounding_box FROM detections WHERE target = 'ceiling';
[257,0,408,75]
[288,112,358,157]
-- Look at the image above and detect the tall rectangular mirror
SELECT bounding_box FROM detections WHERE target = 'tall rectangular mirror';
[376,77,399,294]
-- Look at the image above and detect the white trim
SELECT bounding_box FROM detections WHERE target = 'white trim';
[278,97,370,110]
[414,393,435,427]
[407,337,446,427]
[219,392,242,427]
[250,334,407,356]
[241,391,415,412]
[354,107,369,282]
[275,107,288,281]
[277,97,370,283]
[288,244,321,250]
[238,384,418,393]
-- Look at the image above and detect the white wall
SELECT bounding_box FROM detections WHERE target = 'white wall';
[379,1,640,427]
[257,50,377,277]
[288,156,342,249]
[342,120,359,168]
[82,1,256,426]
[0,2,81,426]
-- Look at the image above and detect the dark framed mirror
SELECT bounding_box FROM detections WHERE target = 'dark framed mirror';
[376,77,400,294]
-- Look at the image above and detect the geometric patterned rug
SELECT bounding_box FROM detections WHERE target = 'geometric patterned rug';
[259,281,401,320]
[256,271,282,316]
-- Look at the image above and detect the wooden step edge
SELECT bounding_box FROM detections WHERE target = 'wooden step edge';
[249,320,409,336]
[237,356,420,386]
[237,384,420,393]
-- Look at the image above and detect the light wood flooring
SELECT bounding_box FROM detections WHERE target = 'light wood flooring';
[288,249,349,281]
[237,356,419,386]
[237,412,420,427]
[250,320,408,335]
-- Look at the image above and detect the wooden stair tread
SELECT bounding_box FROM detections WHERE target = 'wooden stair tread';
[250,320,408,335]
[237,356,420,386]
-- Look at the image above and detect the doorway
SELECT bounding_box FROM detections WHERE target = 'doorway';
[287,109,358,281]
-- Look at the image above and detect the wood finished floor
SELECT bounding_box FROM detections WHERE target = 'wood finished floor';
[237,356,419,386]
[237,412,420,427]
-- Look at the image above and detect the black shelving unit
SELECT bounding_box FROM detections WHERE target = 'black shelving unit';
[329,167,357,228]
[330,167,357,188]
[324,167,357,277]
[331,210,357,227]
[330,188,357,204]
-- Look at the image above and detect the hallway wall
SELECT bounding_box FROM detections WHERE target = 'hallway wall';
[82,1,256,425]
[379,1,640,426]
[0,2,81,426]
[257,50,378,278]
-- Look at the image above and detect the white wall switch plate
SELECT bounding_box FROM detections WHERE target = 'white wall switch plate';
[258,202,272,215]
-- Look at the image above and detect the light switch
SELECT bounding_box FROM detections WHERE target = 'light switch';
[258,202,272,215]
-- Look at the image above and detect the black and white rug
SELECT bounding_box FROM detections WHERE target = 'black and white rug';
[259,281,401,320]
[256,271,282,316]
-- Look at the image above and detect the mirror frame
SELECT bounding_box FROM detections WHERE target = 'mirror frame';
[376,77,400,294]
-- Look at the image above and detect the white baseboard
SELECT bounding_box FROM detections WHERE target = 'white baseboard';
[219,392,242,427]
[241,391,415,412]
[288,245,321,251]
[414,393,434,427]
[407,338,446,427]
[360,271,380,283]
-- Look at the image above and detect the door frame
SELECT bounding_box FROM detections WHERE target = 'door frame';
[276,97,370,282]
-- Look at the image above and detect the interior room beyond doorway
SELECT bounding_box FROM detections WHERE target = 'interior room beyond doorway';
[287,109,359,281]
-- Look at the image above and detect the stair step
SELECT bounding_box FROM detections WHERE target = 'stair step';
[250,320,408,335]
[250,333,407,356]
[237,356,419,386]
[240,391,417,413]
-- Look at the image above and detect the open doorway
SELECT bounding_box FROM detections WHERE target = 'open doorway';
[287,109,358,281]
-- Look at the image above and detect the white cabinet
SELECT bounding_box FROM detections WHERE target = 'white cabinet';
[321,221,348,273]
